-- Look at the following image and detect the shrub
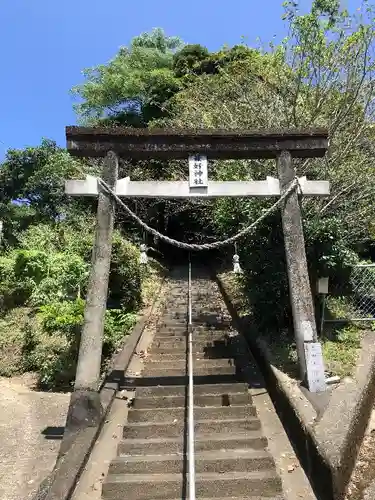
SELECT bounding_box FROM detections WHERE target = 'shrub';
[108,232,142,311]
[0,308,31,376]
[237,213,290,332]
[11,248,89,307]
[13,249,48,296]
[24,326,75,388]
[38,298,85,337]
[0,254,17,310]
[21,299,84,388]
[22,299,137,389]
[18,224,59,253]
[103,309,137,359]
[0,222,152,389]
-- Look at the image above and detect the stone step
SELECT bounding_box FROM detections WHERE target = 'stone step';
[132,392,251,409]
[154,330,222,338]
[162,301,186,305]
[142,365,238,378]
[147,349,224,360]
[102,470,282,500]
[162,301,187,306]
[153,334,235,343]
[149,350,236,360]
[150,345,233,355]
[151,338,234,350]
[157,324,227,332]
[163,310,188,315]
[127,405,256,424]
[158,318,228,329]
[124,374,245,390]
[122,417,262,440]
[159,321,230,330]
[161,310,186,314]
[135,383,248,398]
[160,317,188,323]
[156,324,188,331]
[189,321,231,328]
[109,448,274,474]
[151,339,188,349]
[153,333,231,341]
[161,312,225,321]
[119,430,266,455]
[157,497,284,500]
[145,358,235,369]
[159,320,188,328]
[153,331,234,341]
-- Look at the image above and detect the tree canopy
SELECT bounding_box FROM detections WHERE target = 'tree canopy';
[71,28,183,126]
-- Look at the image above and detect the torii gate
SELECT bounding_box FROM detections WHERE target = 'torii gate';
[64,127,329,433]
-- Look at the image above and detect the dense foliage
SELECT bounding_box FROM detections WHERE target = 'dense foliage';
[0,142,151,389]
[1,0,375,387]
[159,0,375,331]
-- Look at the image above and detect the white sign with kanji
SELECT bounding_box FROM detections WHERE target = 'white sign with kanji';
[304,342,326,393]
[189,154,208,188]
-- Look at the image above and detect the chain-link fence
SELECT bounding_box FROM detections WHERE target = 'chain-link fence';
[324,264,375,322]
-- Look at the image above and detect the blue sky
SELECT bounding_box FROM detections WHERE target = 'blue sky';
[0,0,355,158]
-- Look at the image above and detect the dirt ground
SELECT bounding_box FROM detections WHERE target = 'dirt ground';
[345,408,375,500]
[0,374,70,500]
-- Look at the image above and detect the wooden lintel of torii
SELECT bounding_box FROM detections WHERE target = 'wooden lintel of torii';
[65,126,329,159]
[65,175,330,198]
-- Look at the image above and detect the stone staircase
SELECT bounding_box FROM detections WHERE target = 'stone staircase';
[102,270,284,500]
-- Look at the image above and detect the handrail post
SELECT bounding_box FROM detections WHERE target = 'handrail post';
[188,255,196,500]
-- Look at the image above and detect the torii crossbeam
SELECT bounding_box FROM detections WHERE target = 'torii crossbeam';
[66,126,328,159]
[66,127,329,199]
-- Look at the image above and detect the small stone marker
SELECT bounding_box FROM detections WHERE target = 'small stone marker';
[189,154,208,188]
[301,320,314,341]
[304,342,327,392]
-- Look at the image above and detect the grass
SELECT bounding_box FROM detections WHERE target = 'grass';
[322,331,361,377]
[219,270,364,379]
[320,296,364,377]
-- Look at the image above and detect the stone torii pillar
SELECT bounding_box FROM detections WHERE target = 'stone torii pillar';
[59,151,118,457]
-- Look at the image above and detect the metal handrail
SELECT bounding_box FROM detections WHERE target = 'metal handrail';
[188,256,196,500]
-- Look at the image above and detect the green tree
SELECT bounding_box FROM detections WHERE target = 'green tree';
[72,28,184,126]
[173,43,264,78]
[0,140,86,223]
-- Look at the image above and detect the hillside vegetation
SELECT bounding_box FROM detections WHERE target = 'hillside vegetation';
[0,142,166,389]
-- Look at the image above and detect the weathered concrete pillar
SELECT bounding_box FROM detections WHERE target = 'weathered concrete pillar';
[277,150,317,383]
[61,151,118,455]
